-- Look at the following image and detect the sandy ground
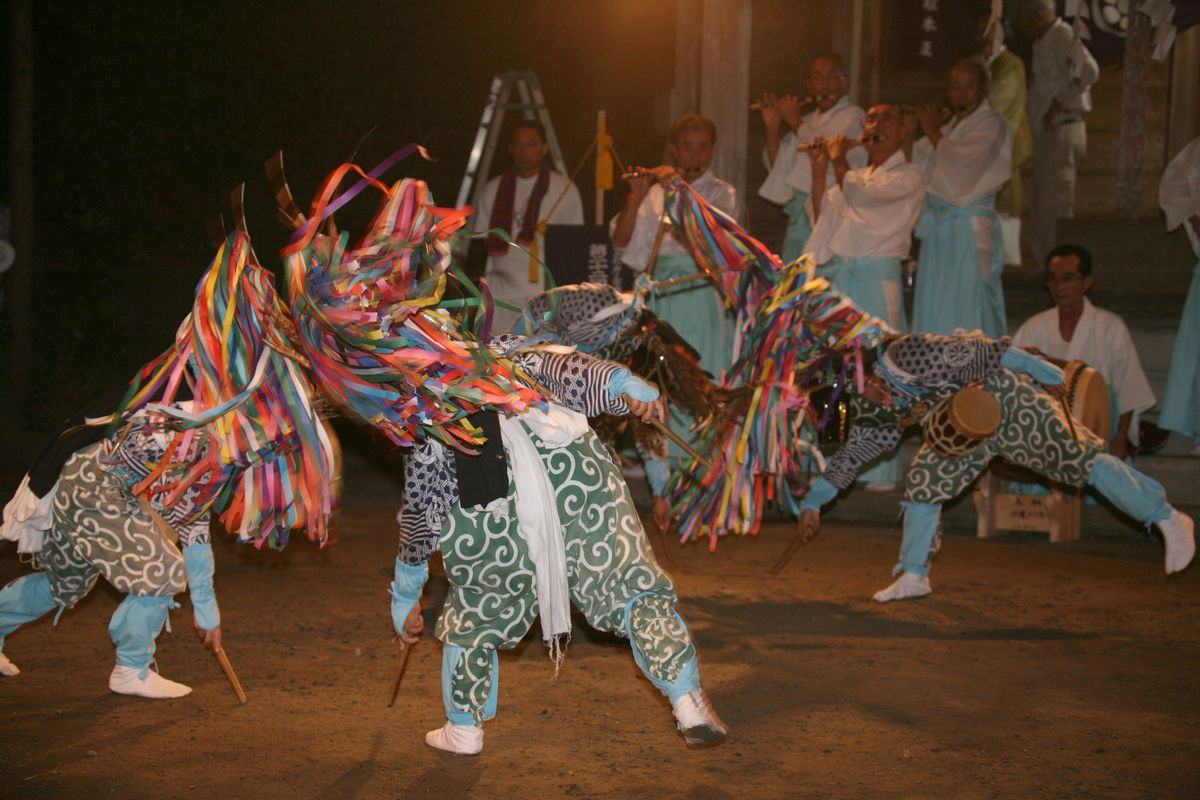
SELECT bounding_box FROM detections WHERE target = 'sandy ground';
[1,447,1198,800]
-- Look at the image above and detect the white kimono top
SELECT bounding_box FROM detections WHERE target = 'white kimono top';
[804,149,927,264]
[759,97,867,205]
[471,170,584,293]
[913,100,1013,206]
[619,170,738,271]
[1013,298,1156,441]
[1159,136,1200,257]
[1029,17,1100,134]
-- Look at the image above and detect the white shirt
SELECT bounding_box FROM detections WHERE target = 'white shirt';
[1013,298,1156,439]
[913,100,1013,206]
[759,97,867,205]
[471,169,583,331]
[803,149,927,263]
[1029,17,1100,134]
[1159,136,1200,257]
[620,170,738,270]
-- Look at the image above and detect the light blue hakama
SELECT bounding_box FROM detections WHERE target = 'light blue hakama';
[781,191,812,264]
[650,252,736,462]
[911,195,1006,338]
[1159,260,1200,443]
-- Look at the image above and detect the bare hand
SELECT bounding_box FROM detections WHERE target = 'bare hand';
[778,94,804,129]
[651,496,672,531]
[807,137,829,172]
[626,170,653,200]
[194,622,223,654]
[643,165,680,185]
[397,599,423,651]
[915,104,943,138]
[759,92,781,128]
[798,509,821,543]
[625,395,667,425]
[826,134,852,165]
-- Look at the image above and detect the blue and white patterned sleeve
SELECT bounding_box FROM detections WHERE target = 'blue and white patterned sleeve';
[492,334,630,417]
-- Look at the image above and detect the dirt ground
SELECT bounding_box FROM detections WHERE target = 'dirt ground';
[1,447,1197,800]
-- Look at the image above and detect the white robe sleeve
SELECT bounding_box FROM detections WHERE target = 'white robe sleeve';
[928,113,1012,203]
[1105,318,1157,416]
[471,177,499,235]
[759,132,799,205]
[1159,138,1200,255]
[620,187,664,271]
[548,178,584,225]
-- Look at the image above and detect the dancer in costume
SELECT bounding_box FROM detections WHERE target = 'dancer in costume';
[276,164,726,754]
[390,334,726,754]
[0,233,337,697]
[519,281,717,531]
[794,332,1196,602]
[1,402,219,697]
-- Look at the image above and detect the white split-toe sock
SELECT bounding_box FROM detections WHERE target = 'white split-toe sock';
[108,665,192,699]
[672,689,728,748]
[873,572,932,603]
[0,651,19,677]
[1158,510,1196,575]
[425,721,483,755]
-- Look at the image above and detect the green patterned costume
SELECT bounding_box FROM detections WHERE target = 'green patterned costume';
[436,424,695,724]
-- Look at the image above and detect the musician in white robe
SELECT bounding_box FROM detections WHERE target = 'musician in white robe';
[804,104,927,489]
[612,115,738,461]
[1157,136,1200,454]
[757,53,867,263]
[1022,0,1100,271]
[472,120,583,333]
[1013,245,1156,458]
[911,59,1013,338]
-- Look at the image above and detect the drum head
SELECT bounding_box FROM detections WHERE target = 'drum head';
[947,385,1002,438]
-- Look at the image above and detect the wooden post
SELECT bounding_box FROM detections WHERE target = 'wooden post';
[1116,0,1151,219]
[698,0,751,205]
[595,110,606,225]
[1167,24,1200,159]
[4,0,33,424]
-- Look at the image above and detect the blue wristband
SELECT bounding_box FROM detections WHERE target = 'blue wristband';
[1000,347,1064,386]
[800,476,839,512]
[390,558,429,635]
[182,542,220,631]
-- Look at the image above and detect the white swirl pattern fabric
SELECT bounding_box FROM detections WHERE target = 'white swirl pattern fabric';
[905,370,1104,504]
[435,428,695,719]
[37,443,188,607]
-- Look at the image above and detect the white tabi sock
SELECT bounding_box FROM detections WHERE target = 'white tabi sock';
[872,572,932,603]
[672,690,728,748]
[108,665,192,699]
[0,651,19,677]
[1158,510,1196,575]
[425,721,483,755]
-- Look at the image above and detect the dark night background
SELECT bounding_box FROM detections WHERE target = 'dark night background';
[0,0,681,429]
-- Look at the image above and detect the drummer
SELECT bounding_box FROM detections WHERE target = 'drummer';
[794,331,1194,603]
[1013,244,1156,459]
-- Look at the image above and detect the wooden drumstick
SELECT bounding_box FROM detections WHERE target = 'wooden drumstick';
[646,417,711,468]
[214,647,248,705]
[387,642,413,708]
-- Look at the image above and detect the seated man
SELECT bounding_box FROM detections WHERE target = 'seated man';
[795,332,1194,603]
[389,335,726,755]
[1013,244,1156,458]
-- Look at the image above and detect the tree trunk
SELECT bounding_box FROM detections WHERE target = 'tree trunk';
[1116,0,1151,219]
